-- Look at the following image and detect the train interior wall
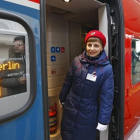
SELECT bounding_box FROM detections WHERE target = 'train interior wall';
[46,11,92,140]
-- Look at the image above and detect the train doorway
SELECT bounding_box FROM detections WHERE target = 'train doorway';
[45,1,111,140]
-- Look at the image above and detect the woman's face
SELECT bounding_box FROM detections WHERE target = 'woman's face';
[86,41,103,57]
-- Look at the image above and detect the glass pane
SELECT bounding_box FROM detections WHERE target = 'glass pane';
[0,19,26,32]
[131,38,140,85]
[0,34,27,97]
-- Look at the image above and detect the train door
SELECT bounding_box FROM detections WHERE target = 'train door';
[46,0,124,140]
[0,0,49,140]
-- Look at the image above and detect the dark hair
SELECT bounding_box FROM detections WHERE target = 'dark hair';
[13,36,25,44]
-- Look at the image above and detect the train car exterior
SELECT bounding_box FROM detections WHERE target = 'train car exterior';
[0,0,49,140]
[0,0,140,140]
[123,0,140,139]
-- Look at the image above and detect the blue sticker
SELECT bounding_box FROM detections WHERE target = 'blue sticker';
[51,56,56,62]
[56,47,60,53]
[51,47,55,53]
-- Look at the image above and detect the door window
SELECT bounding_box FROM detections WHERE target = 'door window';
[0,16,36,123]
[131,38,140,85]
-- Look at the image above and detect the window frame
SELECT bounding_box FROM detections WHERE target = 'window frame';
[0,10,36,123]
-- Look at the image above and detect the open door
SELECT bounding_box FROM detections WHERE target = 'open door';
[98,0,125,140]
[45,0,124,140]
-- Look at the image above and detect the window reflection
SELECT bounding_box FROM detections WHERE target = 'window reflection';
[131,38,140,85]
[0,35,27,97]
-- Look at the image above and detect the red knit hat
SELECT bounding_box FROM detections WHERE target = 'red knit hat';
[85,30,106,48]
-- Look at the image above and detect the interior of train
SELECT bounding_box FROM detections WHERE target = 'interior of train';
[46,0,108,140]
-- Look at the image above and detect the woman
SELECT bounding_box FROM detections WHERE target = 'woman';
[59,30,114,140]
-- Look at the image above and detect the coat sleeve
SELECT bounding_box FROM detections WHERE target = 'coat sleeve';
[0,61,19,88]
[59,58,76,102]
[98,67,114,125]
[0,65,19,88]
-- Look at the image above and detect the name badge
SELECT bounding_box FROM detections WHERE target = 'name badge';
[86,72,97,82]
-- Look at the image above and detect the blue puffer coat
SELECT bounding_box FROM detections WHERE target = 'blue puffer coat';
[59,50,114,140]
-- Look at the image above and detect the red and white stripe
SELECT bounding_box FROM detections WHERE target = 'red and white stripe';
[4,0,40,10]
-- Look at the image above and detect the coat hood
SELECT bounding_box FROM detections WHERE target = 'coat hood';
[79,50,110,66]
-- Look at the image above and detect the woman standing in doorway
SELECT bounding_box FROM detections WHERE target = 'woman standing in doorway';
[59,30,114,140]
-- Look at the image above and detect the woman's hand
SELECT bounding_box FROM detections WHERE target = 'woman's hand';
[59,100,64,108]
[96,122,108,131]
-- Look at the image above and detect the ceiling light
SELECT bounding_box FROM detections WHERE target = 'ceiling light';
[62,0,72,3]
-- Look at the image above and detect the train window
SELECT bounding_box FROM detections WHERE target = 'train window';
[0,34,28,97]
[131,38,140,85]
[0,17,36,122]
